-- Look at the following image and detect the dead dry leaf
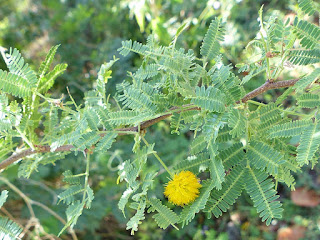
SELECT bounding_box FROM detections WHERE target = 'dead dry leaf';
[291,187,320,207]
[277,225,306,240]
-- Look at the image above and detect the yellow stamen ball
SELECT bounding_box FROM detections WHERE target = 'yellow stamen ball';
[164,171,202,206]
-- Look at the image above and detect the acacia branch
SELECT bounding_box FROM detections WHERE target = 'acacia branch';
[241,78,299,103]
[0,78,299,171]
[0,145,73,172]
[0,106,199,171]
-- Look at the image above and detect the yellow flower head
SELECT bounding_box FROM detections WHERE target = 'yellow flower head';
[164,171,202,206]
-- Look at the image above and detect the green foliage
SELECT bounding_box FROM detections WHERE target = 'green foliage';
[0,69,33,98]
[296,122,320,166]
[38,63,68,94]
[118,40,149,57]
[119,87,157,113]
[297,93,320,108]
[108,110,151,126]
[245,167,283,226]
[190,86,225,112]
[95,132,118,152]
[200,18,225,60]
[5,48,37,85]
[147,198,179,230]
[288,49,320,65]
[126,200,146,235]
[268,120,312,138]
[174,153,210,173]
[190,135,207,155]
[0,2,320,238]
[293,68,320,91]
[209,158,225,190]
[247,141,285,175]
[298,0,319,16]
[228,108,246,138]
[205,165,246,218]
[0,217,23,240]
[292,17,320,49]
[0,191,23,239]
[218,143,245,169]
[180,180,215,227]
[0,190,8,208]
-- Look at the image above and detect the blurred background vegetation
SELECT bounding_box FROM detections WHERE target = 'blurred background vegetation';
[0,0,319,239]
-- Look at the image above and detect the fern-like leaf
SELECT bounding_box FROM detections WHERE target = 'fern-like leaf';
[257,103,281,123]
[298,0,318,16]
[274,165,296,190]
[174,153,210,173]
[119,187,138,216]
[147,199,179,230]
[268,119,312,138]
[0,69,33,97]
[216,125,233,142]
[58,201,84,236]
[190,135,207,155]
[190,86,225,113]
[217,143,245,169]
[134,63,159,80]
[0,217,23,240]
[159,49,194,75]
[296,122,320,166]
[204,165,246,218]
[118,40,149,56]
[247,141,285,174]
[5,48,37,85]
[95,132,117,152]
[84,108,100,131]
[180,180,215,227]
[95,106,112,130]
[126,201,146,235]
[200,18,225,60]
[62,170,81,185]
[38,63,68,93]
[84,186,94,209]
[73,132,100,152]
[297,93,320,108]
[108,110,152,126]
[203,113,226,143]
[228,108,246,138]
[44,107,58,137]
[50,129,82,151]
[209,157,225,190]
[210,66,243,104]
[293,17,320,49]
[293,68,320,91]
[96,58,118,101]
[119,87,157,113]
[38,44,60,78]
[257,117,290,136]
[245,167,283,226]
[132,172,157,202]
[288,49,320,65]
[58,185,84,205]
[0,190,8,209]
[118,160,140,214]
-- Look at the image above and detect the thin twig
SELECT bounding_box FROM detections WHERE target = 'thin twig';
[0,177,78,240]
[0,106,199,171]
[240,78,299,103]
[0,78,300,171]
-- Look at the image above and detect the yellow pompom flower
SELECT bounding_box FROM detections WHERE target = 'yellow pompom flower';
[164,171,202,206]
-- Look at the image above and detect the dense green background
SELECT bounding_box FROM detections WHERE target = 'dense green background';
[0,0,319,239]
